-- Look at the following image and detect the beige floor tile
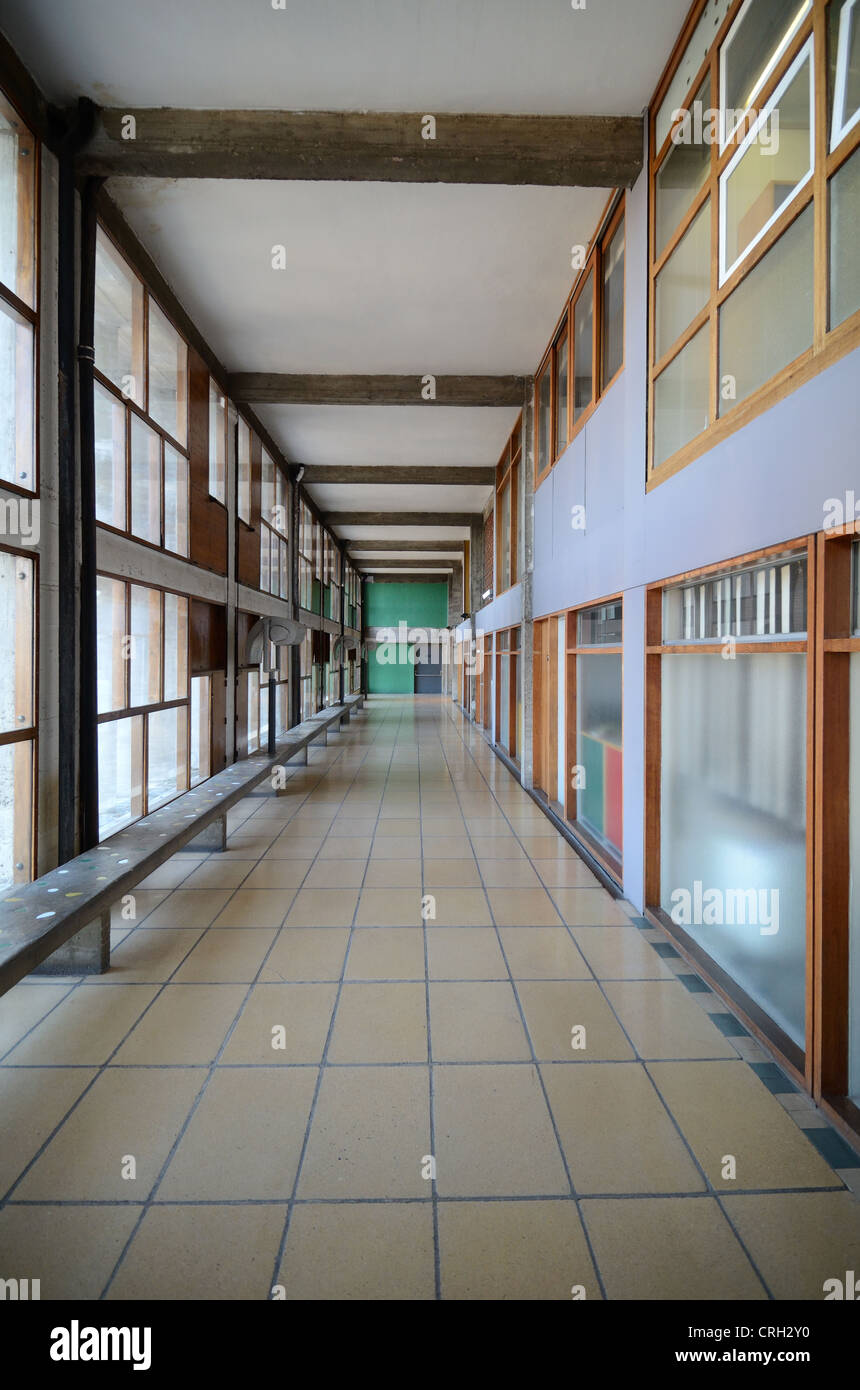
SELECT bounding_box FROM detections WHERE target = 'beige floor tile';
[463,818,516,837]
[303,859,366,888]
[297,1065,429,1198]
[355,888,423,927]
[721,1191,860,1299]
[92,929,203,984]
[278,1202,435,1300]
[582,1196,766,1299]
[328,983,427,1063]
[647,1061,844,1191]
[477,859,542,888]
[425,889,492,927]
[136,858,202,890]
[140,889,233,929]
[179,860,256,890]
[264,835,326,859]
[470,836,527,860]
[13,1068,202,1200]
[113,984,246,1064]
[535,859,601,888]
[487,888,562,927]
[570,927,675,979]
[602,981,739,1059]
[439,1199,601,1300]
[212,888,296,929]
[430,982,531,1061]
[548,890,632,927]
[260,928,349,982]
[319,836,372,859]
[433,1064,568,1196]
[107,1203,287,1300]
[376,818,421,837]
[109,889,169,927]
[159,1067,317,1200]
[363,859,423,889]
[0,982,74,1057]
[517,836,579,860]
[0,1204,142,1300]
[542,1062,705,1194]
[220,983,337,1063]
[346,928,426,980]
[422,836,475,860]
[370,836,422,860]
[427,927,507,980]
[4,984,158,1065]
[285,889,359,928]
[243,859,314,889]
[172,929,277,983]
[421,817,466,836]
[0,1067,97,1196]
[423,859,482,888]
[517,981,635,1061]
[498,927,592,980]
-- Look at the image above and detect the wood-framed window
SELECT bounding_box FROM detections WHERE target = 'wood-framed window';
[237,417,252,525]
[259,448,288,598]
[260,643,290,745]
[344,561,361,630]
[0,87,38,497]
[298,500,319,612]
[208,378,226,504]
[648,0,860,487]
[96,573,192,839]
[299,628,323,720]
[94,226,190,556]
[0,545,37,888]
[323,536,342,621]
[495,417,521,594]
[494,625,521,762]
[534,195,626,487]
[563,599,623,881]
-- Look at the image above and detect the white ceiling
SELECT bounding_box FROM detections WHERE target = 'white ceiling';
[306,482,490,513]
[254,403,519,468]
[0,0,689,114]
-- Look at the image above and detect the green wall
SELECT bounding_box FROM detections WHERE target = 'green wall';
[368,643,416,693]
[365,581,447,628]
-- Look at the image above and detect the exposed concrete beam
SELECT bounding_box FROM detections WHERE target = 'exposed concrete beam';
[347,539,464,553]
[230,374,524,407]
[78,109,644,187]
[326,512,478,527]
[301,465,495,485]
[353,559,454,572]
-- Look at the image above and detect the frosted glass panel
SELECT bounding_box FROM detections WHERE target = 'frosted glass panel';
[850,653,860,1101]
[655,76,711,256]
[653,323,710,468]
[577,653,622,858]
[499,657,510,752]
[830,147,860,330]
[655,200,710,360]
[661,653,807,1047]
[655,0,733,149]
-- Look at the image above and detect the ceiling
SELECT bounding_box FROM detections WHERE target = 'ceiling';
[0,0,689,588]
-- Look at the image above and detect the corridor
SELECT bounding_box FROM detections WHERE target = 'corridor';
[1,696,858,1301]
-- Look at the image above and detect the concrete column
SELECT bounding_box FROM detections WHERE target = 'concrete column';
[33,912,110,975]
[520,379,535,789]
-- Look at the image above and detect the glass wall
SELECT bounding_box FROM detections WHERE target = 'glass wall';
[0,549,35,887]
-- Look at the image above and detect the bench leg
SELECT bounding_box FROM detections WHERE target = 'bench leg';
[185,814,227,852]
[286,745,308,766]
[33,911,111,976]
[314,729,328,746]
[340,709,350,726]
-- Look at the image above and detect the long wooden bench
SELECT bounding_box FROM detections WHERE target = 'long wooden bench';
[0,694,364,995]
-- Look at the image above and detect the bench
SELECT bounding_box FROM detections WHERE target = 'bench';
[0,694,364,995]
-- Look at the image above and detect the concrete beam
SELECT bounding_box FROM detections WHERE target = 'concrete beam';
[230,374,524,407]
[300,465,495,485]
[326,512,478,527]
[347,540,465,553]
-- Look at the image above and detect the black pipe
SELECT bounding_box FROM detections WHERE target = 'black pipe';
[78,173,103,850]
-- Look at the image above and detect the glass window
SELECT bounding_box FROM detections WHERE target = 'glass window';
[190,675,211,787]
[719,200,814,413]
[536,367,551,478]
[94,229,143,403]
[830,0,860,148]
[247,670,260,752]
[850,647,860,1100]
[96,576,127,715]
[0,550,34,731]
[554,324,568,457]
[147,705,188,810]
[130,415,161,545]
[148,300,187,446]
[602,215,625,384]
[0,92,37,307]
[578,602,623,646]
[129,584,161,708]
[208,380,225,502]
[721,44,813,281]
[653,323,710,468]
[0,298,34,490]
[163,444,188,556]
[655,0,733,150]
[663,554,807,640]
[572,269,594,422]
[655,200,711,360]
[238,419,252,523]
[261,529,271,593]
[721,0,812,146]
[98,715,143,840]
[655,76,711,257]
[94,382,126,529]
[499,483,511,593]
[163,592,188,702]
[576,652,623,859]
[0,738,33,889]
[830,146,860,330]
[261,449,275,526]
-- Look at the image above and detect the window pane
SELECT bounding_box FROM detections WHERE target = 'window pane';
[279,538,288,599]
[96,575,126,714]
[129,584,161,707]
[94,229,143,403]
[655,0,733,149]
[0,298,34,490]
[0,94,36,306]
[832,0,860,146]
[147,704,188,810]
[576,652,623,858]
[98,715,143,839]
[722,50,812,278]
[850,650,860,1100]
[554,326,568,456]
[0,550,34,732]
[208,381,225,502]
[247,670,260,752]
[163,444,188,556]
[148,301,187,446]
[655,76,711,256]
[163,592,188,702]
[261,449,275,526]
[655,199,710,361]
[261,526,271,592]
[238,419,251,523]
[190,675,211,787]
[721,0,811,143]
[661,652,807,1048]
[0,737,33,888]
[94,382,126,529]
[130,416,161,545]
[271,529,280,597]
[830,146,860,329]
[663,555,807,640]
[536,367,551,476]
[578,601,623,646]
[499,483,511,592]
[653,323,710,468]
[719,200,813,413]
[572,269,594,422]
[602,215,625,383]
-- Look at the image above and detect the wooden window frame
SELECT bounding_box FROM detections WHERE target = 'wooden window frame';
[647,0,860,490]
[0,542,38,884]
[494,624,522,764]
[494,416,521,596]
[0,86,39,499]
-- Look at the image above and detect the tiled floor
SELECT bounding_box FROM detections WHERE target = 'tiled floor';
[1,694,859,1300]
